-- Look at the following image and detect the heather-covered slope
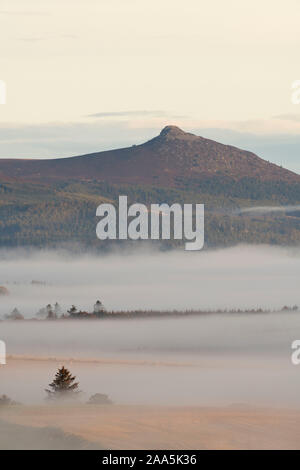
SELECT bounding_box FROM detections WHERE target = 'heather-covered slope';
[0,126,299,186]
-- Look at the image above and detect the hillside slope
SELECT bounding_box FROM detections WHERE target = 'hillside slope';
[0,126,299,186]
[0,126,300,248]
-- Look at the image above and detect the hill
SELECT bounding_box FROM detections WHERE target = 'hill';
[0,126,300,248]
[0,126,299,187]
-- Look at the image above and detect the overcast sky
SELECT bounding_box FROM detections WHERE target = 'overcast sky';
[0,0,300,172]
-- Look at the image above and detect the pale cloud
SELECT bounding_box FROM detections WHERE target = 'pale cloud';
[236,205,300,215]
[273,114,300,122]
[87,110,167,118]
[18,37,47,42]
[0,10,50,16]
[128,116,300,136]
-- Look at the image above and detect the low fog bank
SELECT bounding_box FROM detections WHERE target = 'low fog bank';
[1,313,299,358]
[236,205,300,214]
[1,245,300,418]
[0,245,300,317]
[1,312,300,406]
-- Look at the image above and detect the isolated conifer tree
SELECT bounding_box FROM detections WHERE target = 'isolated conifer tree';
[46,304,57,320]
[54,302,62,317]
[93,300,105,315]
[45,366,80,399]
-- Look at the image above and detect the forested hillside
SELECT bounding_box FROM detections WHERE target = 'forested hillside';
[1,179,300,249]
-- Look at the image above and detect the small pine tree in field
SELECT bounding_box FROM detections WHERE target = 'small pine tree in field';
[45,366,80,400]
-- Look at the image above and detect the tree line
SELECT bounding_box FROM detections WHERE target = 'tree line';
[2,303,299,321]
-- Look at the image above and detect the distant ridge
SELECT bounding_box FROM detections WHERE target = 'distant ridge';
[0,125,298,186]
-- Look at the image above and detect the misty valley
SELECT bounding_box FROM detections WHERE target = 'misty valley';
[0,245,300,409]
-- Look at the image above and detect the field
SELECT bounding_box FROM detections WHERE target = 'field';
[1,402,300,450]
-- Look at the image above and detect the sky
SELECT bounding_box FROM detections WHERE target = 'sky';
[0,0,300,172]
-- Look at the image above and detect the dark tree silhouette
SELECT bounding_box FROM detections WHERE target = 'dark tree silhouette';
[46,304,57,320]
[93,300,105,315]
[54,302,62,317]
[67,305,78,317]
[5,308,24,320]
[45,366,80,399]
[87,393,112,405]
